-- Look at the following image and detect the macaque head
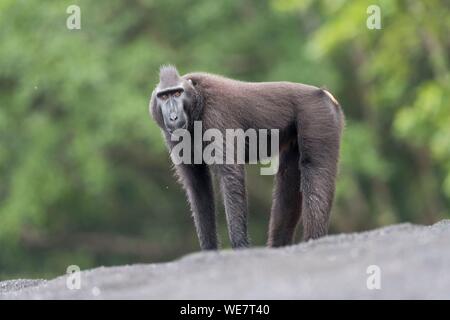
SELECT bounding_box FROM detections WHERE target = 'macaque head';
[152,65,196,134]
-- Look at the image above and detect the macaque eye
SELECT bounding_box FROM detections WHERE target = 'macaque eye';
[161,94,168,100]
[174,91,181,97]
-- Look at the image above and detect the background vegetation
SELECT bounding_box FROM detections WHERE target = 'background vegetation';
[0,0,448,279]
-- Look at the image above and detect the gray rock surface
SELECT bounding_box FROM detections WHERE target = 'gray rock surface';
[1,220,450,299]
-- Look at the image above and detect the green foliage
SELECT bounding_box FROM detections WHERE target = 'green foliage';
[0,0,448,279]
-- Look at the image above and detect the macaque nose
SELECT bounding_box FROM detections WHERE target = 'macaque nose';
[169,112,178,121]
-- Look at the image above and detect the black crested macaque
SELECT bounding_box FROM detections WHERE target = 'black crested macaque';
[150,65,344,250]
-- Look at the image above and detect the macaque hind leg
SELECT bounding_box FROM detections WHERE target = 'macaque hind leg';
[268,143,302,247]
[299,140,339,241]
[298,93,342,241]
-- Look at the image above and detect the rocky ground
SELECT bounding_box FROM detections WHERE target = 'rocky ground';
[1,220,449,299]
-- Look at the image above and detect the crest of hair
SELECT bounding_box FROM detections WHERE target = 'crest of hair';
[159,65,180,86]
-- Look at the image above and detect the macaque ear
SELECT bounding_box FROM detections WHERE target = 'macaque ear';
[187,78,198,87]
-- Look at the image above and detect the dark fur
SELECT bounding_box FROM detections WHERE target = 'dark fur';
[150,66,344,249]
